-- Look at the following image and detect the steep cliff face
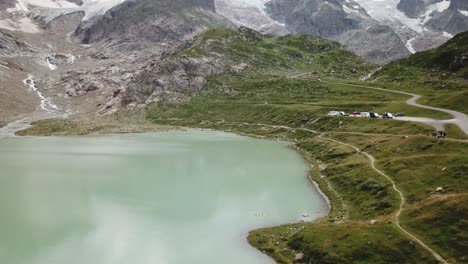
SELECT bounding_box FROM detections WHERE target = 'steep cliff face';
[74,0,228,44]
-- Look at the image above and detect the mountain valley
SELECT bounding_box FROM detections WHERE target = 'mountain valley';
[0,0,467,263]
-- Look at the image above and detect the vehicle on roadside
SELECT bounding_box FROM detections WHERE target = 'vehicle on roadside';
[382,113,393,119]
[395,112,405,117]
[327,111,341,116]
[327,111,347,116]
[433,130,446,138]
[360,112,371,118]
[352,111,361,116]
[370,112,380,118]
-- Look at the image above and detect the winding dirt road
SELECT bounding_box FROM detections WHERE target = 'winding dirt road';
[320,80,468,136]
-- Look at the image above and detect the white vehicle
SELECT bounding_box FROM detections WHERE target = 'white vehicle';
[327,111,341,116]
[360,112,371,118]
[383,113,394,119]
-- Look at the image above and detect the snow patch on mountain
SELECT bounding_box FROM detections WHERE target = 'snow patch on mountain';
[442,31,453,38]
[421,0,451,24]
[459,10,468,16]
[80,0,127,21]
[353,0,425,33]
[406,36,417,54]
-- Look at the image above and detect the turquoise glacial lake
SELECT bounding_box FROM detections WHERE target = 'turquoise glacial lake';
[0,131,327,264]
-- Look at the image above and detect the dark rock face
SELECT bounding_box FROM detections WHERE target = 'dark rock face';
[47,11,85,36]
[65,0,84,5]
[451,0,468,10]
[426,6,468,35]
[0,0,15,10]
[339,25,411,64]
[267,0,361,38]
[397,0,439,18]
[0,31,30,57]
[74,0,227,44]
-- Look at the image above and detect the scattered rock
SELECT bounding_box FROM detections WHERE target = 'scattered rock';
[294,252,304,262]
[436,187,444,192]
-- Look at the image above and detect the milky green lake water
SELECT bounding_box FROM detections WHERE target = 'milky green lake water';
[0,131,327,264]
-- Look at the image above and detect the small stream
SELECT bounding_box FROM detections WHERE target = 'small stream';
[23,74,59,114]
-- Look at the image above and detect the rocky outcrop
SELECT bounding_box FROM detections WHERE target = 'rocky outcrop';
[122,57,224,107]
[0,30,31,57]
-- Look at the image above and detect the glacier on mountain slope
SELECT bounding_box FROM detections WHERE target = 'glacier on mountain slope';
[79,0,128,21]
[0,0,126,33]
[214,0,288,35]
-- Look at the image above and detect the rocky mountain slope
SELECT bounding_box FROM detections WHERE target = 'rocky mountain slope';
[120,26,372,109]
[0,0,232,120]
[74,0,231,45]
[214,0,468,64]
[0,0,372,120]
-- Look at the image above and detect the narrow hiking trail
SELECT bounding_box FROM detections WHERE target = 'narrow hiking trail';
[318,135,449,264]
[319,80,468,136]
[214,120,450,263]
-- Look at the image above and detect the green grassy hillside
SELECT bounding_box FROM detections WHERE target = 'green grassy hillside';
[372,31,468,113]
[180,27,374,77]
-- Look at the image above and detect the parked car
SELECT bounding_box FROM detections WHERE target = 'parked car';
[383,113,393,119]
[327,111,341,116]
[353,111,361,116]
[360,112,371,118]
[370,112,380,118]
[433,131,446,138]
[395,112,405,117]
